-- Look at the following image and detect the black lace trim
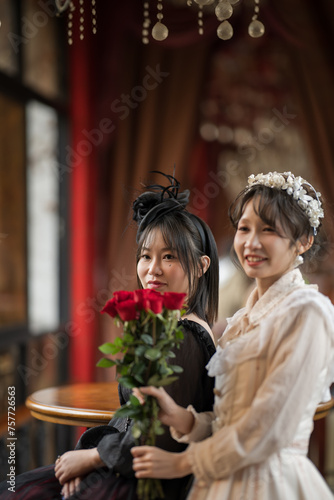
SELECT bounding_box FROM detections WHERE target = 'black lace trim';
[178,318,216,358]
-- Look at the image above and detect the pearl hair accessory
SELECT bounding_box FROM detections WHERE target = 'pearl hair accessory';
[247,171,324,234]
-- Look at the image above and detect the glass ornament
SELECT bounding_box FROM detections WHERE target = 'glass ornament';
[215,0,233,21]
[217,20,233,40]
[248,19,265,37]
[152,21,169,41]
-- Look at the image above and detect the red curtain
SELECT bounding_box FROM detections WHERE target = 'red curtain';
[69,8,99,383]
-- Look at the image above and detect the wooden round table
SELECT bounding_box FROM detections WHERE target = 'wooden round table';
[313,398,334,421]
[26,383,333,427]
[26,382,120,427]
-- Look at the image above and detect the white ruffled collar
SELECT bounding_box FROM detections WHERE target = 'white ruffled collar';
[244,268,316,327]
[218,269,317,347]
[208,270,332,382]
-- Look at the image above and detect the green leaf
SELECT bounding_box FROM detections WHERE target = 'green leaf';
[123,333,135,343]
[176,330,184,340]
[123,353,134,365]
[158,364,171,374]
[119,365,130,375]
[113,406,132,418]
[158,376,179,386]
[155,426,165,436]
[129,394,141,406]
[113,402,143,419]
[144,348,161,361]
[98,342,122,355]
[146,373,160,386]
[125,407,143,418]
[132,425,141,439]
[96,357,116,368]
[147,374,179,387]
[118,375,138,389]
[114,336,125,346]
[134,373,145,384]
[140,334,154,345]
[170,365,183,373]
[153,420,165,436]
[135,345,147,357]
[132,362,146,375]
[133,419,149,433]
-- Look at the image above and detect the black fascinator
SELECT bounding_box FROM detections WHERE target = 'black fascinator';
[133,172,190,241]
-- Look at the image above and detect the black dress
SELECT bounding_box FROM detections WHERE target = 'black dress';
[0,320,215,500]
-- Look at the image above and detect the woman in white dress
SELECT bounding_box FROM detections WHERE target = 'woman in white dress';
[131,171,334,500]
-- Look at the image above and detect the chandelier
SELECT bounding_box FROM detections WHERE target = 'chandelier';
[55,0,265,45]
[144,0,265,43]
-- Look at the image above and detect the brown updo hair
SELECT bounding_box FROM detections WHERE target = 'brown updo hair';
[228,182,324,263]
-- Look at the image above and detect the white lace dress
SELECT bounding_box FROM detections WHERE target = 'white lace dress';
[172,269,334,500]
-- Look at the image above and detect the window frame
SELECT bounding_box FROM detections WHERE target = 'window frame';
[0,0,69,342]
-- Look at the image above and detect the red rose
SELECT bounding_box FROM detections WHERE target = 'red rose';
[163,292,186,310]
[116,300,138,321]
[134,289,160,300]
[101,297,118,318]
[101,291,136,318]
[134,290,149,311]
[134,289,163,314]
[113,290,134,302]
[146,295,164,314]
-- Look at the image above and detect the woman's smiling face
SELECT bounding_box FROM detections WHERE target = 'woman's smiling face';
[137,228,189,296]
[233,198,298,296]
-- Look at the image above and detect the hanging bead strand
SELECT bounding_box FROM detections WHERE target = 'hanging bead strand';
[142,1,151,44]
[152,0,168,41]
[91,0,97,35]
[248,0,265,38]
[67,1,75,45]
[216,0,234,40]
[198,4,204,35]
[79,0,85,40]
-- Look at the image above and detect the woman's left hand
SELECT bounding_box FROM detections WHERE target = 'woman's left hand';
[55,449,104,485]
[131,446,192,479]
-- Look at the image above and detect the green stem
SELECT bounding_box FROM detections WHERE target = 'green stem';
[144,317,156,385]
[137,478,164,500]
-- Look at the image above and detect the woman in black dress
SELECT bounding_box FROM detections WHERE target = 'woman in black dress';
[0,174,219,500]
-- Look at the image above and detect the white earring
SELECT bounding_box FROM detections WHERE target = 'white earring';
[294,254,304,268]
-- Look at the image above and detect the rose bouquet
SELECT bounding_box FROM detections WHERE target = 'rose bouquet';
[97,288,186,500]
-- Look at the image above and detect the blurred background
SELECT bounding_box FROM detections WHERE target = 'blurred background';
[0,0,333,489]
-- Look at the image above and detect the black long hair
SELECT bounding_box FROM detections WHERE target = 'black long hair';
[133,173,219,325]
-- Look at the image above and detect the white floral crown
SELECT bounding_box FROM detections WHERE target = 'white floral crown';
[247,171,324,234]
